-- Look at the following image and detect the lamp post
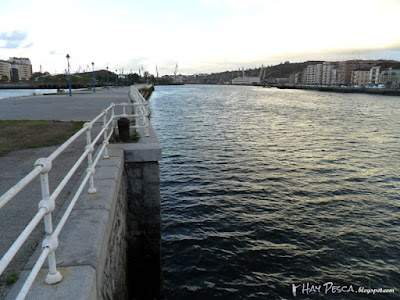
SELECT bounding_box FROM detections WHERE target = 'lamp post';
[66,54,72,96]
[106,66,109,90]
[92,62,95,93]
[115,69,118,89]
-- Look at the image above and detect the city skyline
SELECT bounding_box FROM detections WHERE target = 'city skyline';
[1,0,399,75]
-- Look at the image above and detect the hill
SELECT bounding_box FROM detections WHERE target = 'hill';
[188,61,323,84]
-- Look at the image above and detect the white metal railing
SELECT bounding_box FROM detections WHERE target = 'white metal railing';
[0,86,151,299]
[128,85,151,137]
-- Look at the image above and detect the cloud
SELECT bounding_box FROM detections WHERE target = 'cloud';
[0,30,28,49]
[23,42,34,48]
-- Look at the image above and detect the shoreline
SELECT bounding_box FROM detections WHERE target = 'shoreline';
[274,84,400,96]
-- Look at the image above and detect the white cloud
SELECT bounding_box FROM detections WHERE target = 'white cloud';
[1,0,399,75]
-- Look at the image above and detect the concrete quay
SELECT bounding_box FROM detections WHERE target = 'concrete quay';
[0,86,133,121]
[1,85,162,299]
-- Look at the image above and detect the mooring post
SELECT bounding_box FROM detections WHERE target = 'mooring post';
[118,118,130,142]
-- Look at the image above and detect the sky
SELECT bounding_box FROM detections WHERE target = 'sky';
[1,0,400,75]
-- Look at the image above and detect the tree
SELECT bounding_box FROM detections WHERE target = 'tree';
[0,75,9,82]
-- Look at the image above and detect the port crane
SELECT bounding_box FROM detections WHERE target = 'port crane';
[75,65,82,74]
[174,64,178,82]
[259,65,264,78]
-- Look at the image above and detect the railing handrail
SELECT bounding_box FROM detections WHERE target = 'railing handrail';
[0,85,151,299]
[128,86,151,137]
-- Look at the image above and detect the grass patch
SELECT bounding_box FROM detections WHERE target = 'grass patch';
[0,273,19,286]
[0,120,85,156]
[5,273,18,285]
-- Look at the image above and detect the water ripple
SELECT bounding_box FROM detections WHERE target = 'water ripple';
[151,85,400,299]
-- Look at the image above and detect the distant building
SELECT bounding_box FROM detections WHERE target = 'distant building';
[337,60,384,85]
[276,78,288,84]
[321,62,337,85]
[379,68,400,88]
[369,66,380,85]
[305,64,323,85]
[301,70,307,84]
[231,68,261,85]
[306,64,317,84]
[350,69,370,86]
[289,73,296,84]
[0,57,32,81]
[289,71,305,84]
[0,60,11,80]
[315,64,323,84]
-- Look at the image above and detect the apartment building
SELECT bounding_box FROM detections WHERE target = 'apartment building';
[0,57,32,81]
[369,66,380,85]
[336,60,383,85]
[315,64,323,85]
[289,71,304,84]
[321,62,337,85]
[350,70,370,86]
[379,68,400,88]
[294,71,303,84]
[0,60,11,80]
[305,65,315,84]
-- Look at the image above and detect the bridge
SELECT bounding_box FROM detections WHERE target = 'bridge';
[0,85,161,299]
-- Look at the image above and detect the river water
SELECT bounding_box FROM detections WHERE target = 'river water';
[0,89,60,100]
[149,85,400,299]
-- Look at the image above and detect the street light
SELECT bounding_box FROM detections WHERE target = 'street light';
[106,66,109,90]
[66,54,72,96]
[92,62,95,93]
[115,69,118,89]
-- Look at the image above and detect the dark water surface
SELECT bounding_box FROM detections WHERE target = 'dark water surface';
[149,85,400,299]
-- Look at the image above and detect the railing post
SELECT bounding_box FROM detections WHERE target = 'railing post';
[35,158,62,285]
[84,123,97,194]
[102,110,110,159]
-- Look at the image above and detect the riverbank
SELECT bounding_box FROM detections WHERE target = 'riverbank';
[275,84,400,96]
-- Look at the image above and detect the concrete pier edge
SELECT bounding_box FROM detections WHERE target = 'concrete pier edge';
[6,86,162,299]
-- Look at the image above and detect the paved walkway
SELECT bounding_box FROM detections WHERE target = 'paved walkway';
[0,86,133,299]
[0,86,132,121]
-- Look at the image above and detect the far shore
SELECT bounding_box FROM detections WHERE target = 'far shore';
[274,84,400,96]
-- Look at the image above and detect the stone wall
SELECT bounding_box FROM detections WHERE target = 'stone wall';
[125,162,161,299]
[101,169,128,300]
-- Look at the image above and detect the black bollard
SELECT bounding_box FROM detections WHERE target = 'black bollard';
[118,118,130,142]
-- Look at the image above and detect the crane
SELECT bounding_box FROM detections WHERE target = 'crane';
[174,64,178,82]
[259,64,264,78]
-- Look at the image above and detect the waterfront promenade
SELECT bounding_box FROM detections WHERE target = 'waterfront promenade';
[0,87,133,121]
[0,87,132,298]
